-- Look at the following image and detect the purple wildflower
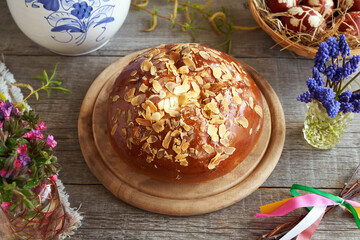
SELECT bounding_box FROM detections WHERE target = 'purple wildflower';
[1,102,13,119]
[17,144,27,155]
[297,91,312,103]
[339,34,351,58]
[324,64,336,81]
[327,37,339,59]
[312,68,325,86]
[314,42,330,72]
[322,100,340,118]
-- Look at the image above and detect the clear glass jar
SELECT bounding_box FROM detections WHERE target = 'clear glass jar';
[4,179,65,239]
[303,101,354,149]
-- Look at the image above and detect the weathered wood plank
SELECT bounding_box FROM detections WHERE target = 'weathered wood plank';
[0,0,294,58]
[63,185,360,239]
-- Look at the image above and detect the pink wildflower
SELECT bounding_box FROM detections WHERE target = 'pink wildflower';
[1,202,11,211]
[17,144,28,155]
[46,135,57,148]
[50,175,57,182]
[14,160,22,169]
[25,129,44,140]
[37,121,47,130]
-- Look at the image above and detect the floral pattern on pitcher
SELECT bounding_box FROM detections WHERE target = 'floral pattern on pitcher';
[24,0,115,45]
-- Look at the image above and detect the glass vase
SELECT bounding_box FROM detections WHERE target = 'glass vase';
[303,101,354,149]
[3,179,65,240]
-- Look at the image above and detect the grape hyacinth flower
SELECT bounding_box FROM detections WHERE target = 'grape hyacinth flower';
[297,35,360,149]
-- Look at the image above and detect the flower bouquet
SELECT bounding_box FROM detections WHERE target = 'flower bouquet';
[0,63,79,239]
[298,35,360,149]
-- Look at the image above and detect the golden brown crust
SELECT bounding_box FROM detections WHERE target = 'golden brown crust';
[107,43,264,184]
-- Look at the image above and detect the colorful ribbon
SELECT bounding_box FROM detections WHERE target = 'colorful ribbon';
[256,184,360,240]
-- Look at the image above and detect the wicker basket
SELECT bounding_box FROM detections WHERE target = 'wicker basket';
[248,0,360,58]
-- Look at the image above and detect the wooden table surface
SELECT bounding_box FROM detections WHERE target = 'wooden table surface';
[1,1,360,239]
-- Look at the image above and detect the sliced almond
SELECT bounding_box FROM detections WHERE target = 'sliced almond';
[153,120,165,133]
[183,57,196,70]
[179,159,188,166]
[131,94,146,106]
[202,144,215,154]
[231,95,242,105]
[174,84,190,95]
[219,124,227,139]
[199,51,210,60]
[165,82,178,93]
[249,96,254,109]
[147,135,158,144]
[169,51,180,62]
[152,80,162,93]
[146,155,153,163]
[223,146,236,155]
[195,76,203,85]
[175,153,188,160]
[204,101,220,114]
[112,95,120,102]
[145,100,157,113]
[237,116,249,128]
[151,112,162,121]
[130,70,137,77]
[150,66,157,76]
[139,83,148,93]
[178,66,189,74]
[162,131,172,149]
[111,123,118,136]
[141,59,152,72]
[124,88,136,102]
[136,118,151,127]
[212,66,222,79]
[255,105,263,118]
[207,124,219,142]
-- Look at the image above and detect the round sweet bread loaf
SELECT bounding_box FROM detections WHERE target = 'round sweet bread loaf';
[107,43,264,184]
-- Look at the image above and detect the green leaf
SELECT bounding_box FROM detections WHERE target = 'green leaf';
[51,80,62,86]
[19,189,34,198]
[23,179,40,189]
[49,63,58,81]
[43,70,49,83]
[46,86,71,93]
[23,198,34,209]
[35,92,39,101]
[0,146,7,155]
[32,76,45,82]
[0,92,6,102]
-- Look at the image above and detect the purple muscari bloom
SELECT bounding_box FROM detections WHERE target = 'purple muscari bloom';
[314,42,330,72]
[339,34,351,58]
[297,91,312,103]
[333,67,344,82]
[324,64,336,81]
[312,67,325,86]
[327,37,340,59]
[311,86,336,102]
[1,102,13,119]
[352,99,360,113]
[339,91,353,113]
[322,100,340,118]
[306,78,318,90]
[344,55,360,79]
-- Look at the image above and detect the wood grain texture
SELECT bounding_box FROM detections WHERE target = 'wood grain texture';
[1,0,360,238]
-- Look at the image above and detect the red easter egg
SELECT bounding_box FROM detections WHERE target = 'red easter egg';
[337,12,360,36]
[339,0,360,12]
[266,0,299,13]
[302,0,334,19]
[280,6,327,33]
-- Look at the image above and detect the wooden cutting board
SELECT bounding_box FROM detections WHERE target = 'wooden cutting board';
[78,49,285,216]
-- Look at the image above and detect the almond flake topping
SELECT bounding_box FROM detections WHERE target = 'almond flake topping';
[124,88,135,102]
[237,116,249,128]
[219,124,227,139]
[152,80,162,93]
[183,57,196,70]
[165,82,178,93]
[174,83,190,95]
[202,144,215,154]
[199,51,210,60]
[130,70,137,76]
[179,159,189,166]
[112,95,120,102]
[249,96,254,109]
[223,146,236,155]
[195,76,203,85]
[207,124,219,142]
[141,59,152,72]
[145,100,157,113]
[231,95,242,105]
[131,94,146,106]
[111,123,118,136]
[152,120,165,133]
[139,83,148,93]
[162,131,172,149]
[150,66,157,75]
[178,66,189,74]
[255,105,263,118]
[212,66,222,79]
[136,118,151,127]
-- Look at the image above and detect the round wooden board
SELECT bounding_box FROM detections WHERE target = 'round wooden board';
[78,49,286,216]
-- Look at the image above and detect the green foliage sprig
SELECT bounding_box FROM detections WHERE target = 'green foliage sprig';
[132,0,259,53]
[12,63,71,110]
